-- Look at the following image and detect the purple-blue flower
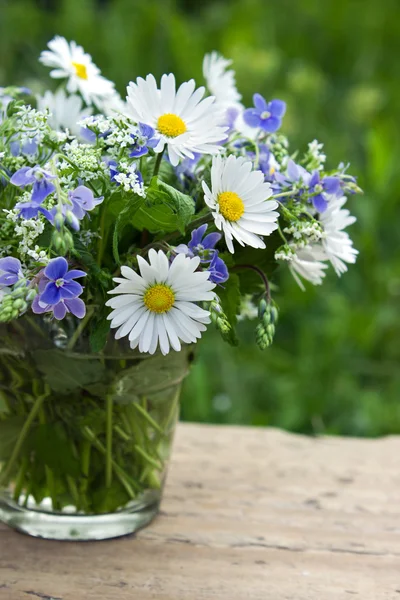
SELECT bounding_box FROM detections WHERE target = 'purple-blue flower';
[0,257,23,286]
[50,185,103,231]
[175,224,221,261]
[208,252,229,284]
[174,225,229,285]
[129,123,158,158]
[307,170,341,213]
[11,166,55,219]
[272,159,310,194]
[31,257,86,320]
[243,94,286,133]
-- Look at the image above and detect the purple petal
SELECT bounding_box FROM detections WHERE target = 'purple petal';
[312,194,328,213]
[44,257,69,281]
[0,257,21,275]
[63,269,86,281]
[0,273,19,285]
[59,280,83,299]
[287,159,300,182]
[31,295,50,315]
[202,231,221,249]
[40,282,62,305]
[70,186,94,209]
[129,147,148,158]
[243,109,262,129]
[189,224,208,249]
[53,301,67,320]
[323,176,340,195]
[308,170,320,188]
[10,166,35,187]
[38,276,50,293]
[260,116,281,133]
[64,297,86,319]
[31,179,55,204]
[253,93,268,112]
[269,99,286,118]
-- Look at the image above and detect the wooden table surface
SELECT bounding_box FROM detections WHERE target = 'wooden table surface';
[1,423,400,599]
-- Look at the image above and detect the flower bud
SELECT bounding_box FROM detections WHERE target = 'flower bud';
[53,211,65,231]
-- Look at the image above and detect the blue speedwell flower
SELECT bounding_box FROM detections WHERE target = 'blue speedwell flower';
[129,123,158,158]
[208,251,229,284]
[243,94,286,133]
[31,257,86,320]
[50,185,103,231]
[307,170,341,213]
[11,166,55,219]
[175,223,221,261]
[0,257,24,286]
[175,224,229,285]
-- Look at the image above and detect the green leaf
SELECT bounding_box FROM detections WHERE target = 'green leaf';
[133,177,195,234]
[32,423,80,477]
[134,203,178,233]
[112,193,146,264]
[33,350,105,394]
[0,416,26,460]
[91,479,131,513]
[155,179,195,232]
[72,238,112,289]
[89,317,111,353]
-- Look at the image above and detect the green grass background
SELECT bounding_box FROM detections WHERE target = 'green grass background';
[1,0,399,436]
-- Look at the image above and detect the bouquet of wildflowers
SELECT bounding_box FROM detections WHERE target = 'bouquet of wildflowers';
[0,38,361,528]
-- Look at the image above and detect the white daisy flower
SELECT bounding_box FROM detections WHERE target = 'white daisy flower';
[202,154,279,253]
[125,73,227,166]
[319,196,358,275]
[37,89,92,136]
[203,52,242,110]
[202,52,257,139]
[39,36,115,107]
[106,250,216,355]
[289,245,328,291]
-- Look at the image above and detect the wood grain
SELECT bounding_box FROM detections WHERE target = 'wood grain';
[1,423,400,599]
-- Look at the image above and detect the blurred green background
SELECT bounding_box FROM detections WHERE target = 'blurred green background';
[1,0,399,436]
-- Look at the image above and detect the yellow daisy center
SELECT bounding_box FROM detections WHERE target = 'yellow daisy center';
[72,62,88,80]
[157,113,187,138]
[218,191,245,222]
[143,284,175,314]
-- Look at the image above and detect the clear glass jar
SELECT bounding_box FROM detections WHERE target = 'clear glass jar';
[0,315,192,540]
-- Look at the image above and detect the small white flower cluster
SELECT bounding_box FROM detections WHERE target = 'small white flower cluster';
[78,229,100,246]
[113,161,145,195]
[13,214,46,261]
[62,140,106,181]
[275,245,297,262]
[237,295,258,321]
[284,221,323,243]
[306,139,326,170]
[4,206,48,263]
[78,114,110,136]
[16,105,49,145]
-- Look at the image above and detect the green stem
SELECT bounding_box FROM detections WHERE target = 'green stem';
[132,401,165,436]
[153,148,165,178]
[96,203,108,266]
[0,387,49,486]
[232,264,271,302]
[105,395,113,488]
[134,445,162,470]
[66,307,95,351]
[83,427,140,495]
[12,457,29,502]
